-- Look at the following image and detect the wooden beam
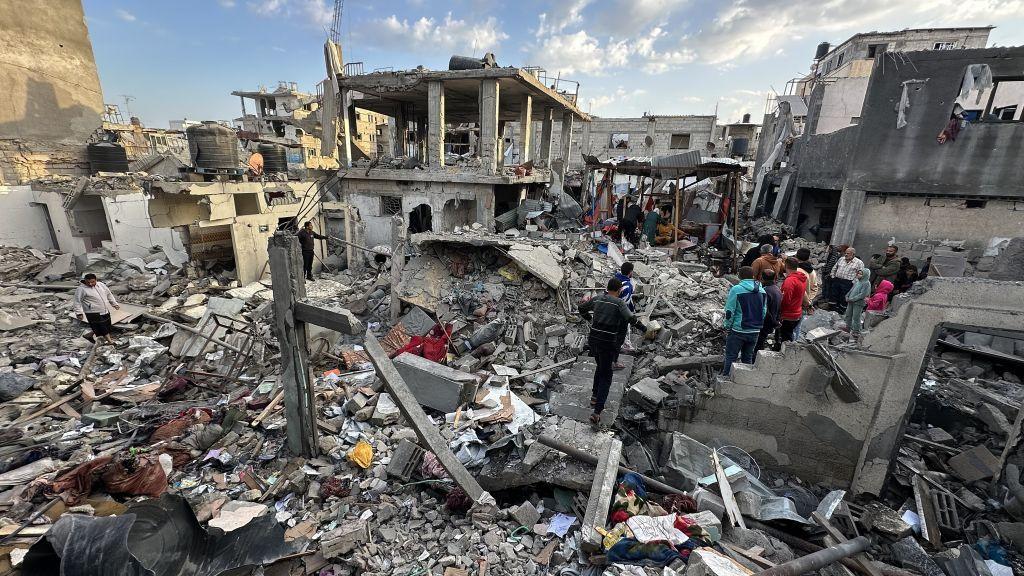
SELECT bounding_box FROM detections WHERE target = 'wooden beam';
[268,233,318,457]
[294,301,363,335]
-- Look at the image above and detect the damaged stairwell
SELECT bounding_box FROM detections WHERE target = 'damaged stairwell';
[681,277,1024,495]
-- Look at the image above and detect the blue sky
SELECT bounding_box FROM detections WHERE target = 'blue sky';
[83,0,1023,128]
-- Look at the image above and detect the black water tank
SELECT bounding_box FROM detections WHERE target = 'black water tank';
[186,121,239,170]
[87,142,129,173]
[449,52,497,70]
[742,113,751,123]
[730,138,750,157]
[815,42,830,60]
[258,143,288,174]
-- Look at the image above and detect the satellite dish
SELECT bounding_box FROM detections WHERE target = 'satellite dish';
[644,135,654,147]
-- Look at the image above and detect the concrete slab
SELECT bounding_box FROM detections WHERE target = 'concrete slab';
[392,353,479,413]
[476,419,603,492]
[581,436,622,553]
[550,354,634,426]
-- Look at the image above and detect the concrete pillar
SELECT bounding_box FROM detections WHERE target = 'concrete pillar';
[393,103,407,157]
[416,117,427,161]
[338,89,353,168]
[831,187,866,246]
[390,215,407,322]
[426,81,445,169]
[479,79,500,174]
[519,94,533,164]
[538,107,554,166]
[558,111,574,166]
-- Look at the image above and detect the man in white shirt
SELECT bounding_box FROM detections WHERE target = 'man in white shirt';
[829,247,863,314]
[74,273,120,344]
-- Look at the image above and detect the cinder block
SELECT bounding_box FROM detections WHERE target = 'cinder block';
[392,353,479,412]
[321,520,369,558]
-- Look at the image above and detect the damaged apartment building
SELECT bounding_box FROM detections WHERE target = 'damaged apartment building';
[325,55,590,247]
[752,27,1024,273]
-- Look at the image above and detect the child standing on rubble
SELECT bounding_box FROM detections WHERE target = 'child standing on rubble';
[866,279,894,312]
[578,277,646,425]
[843,267,872,334]
[74,273,120,345]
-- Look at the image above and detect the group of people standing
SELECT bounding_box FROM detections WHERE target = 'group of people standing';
[614,196,666,247]
[722,240,908,376]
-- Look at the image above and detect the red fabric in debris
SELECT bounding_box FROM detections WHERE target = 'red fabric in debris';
[100,454,167,498]
[150,408,213,442]
[609,510,631,525]
[49,456,114,505]
[393,324,452,363]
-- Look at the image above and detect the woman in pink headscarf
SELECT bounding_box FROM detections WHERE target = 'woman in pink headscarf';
[866,279,894,312]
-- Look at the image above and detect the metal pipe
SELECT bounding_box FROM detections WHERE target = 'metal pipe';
[537,434,685,495]
[755,536,870,576]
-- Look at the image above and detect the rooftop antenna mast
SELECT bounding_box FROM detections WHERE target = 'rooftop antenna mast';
[119,94,136,119]
[330,0,344,44]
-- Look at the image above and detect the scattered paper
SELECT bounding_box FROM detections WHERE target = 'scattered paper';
[208,501,267,532]
[547,513,577,538]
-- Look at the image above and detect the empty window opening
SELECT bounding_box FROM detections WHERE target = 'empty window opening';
[669,133,691,149]
[408,204,432,234]
[934,41,957,50]
[965,199,987,209]
[867,44,887,58]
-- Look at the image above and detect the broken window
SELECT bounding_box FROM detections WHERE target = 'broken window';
[933,41,957,50]
[867,43,887,58]
[609,133,629,149]
[836,52,845,68]
[380,195,403,216]
[669,134,691,149]
[233,193,261,216]
[956,67,1024,123]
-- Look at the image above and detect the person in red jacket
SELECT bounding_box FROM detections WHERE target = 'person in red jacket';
[778,258,806,345]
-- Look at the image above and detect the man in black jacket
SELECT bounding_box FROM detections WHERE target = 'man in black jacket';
[621,198,643,246]
[296,221,325,281]
[756,269,782,351]
[578,277,646,424]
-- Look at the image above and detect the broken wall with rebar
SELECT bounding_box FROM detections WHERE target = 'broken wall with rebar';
[666,278,1024,495]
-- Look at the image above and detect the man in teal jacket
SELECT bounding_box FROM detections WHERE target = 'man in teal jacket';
[722,266,767,376]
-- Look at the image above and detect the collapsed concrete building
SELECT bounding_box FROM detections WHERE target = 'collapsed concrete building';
[752,31,1024,275]
[327,63,589,246]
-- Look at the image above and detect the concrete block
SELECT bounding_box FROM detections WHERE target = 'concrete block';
[947,445,1000,482]
[963,332,994,347]
[682,511,722,542]
[976,403,1012,436]
[990,336,1016,355]
[511,500,541,527]
[81,411,121,427]
[370,392,401,426]
[386,438,424,481]
[691,487,726,520]
[924,427,954,444]
[393,353,479,412]
[400,306,436,336]
[321,520,369,558]
[627,377,669,410]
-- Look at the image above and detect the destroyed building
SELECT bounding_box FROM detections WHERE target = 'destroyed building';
[4,4,1024,576]
[328,62,589,246]
[752,36,1024,274]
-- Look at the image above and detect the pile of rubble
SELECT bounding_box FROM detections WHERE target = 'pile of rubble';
[1,226,1022,576]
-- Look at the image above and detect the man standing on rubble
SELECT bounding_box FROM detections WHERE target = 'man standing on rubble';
[756,269,782,352]
[721,266,766,376]
[779,258,807,344]
[751,244,783,283]
[578,278,646,425]
[829,246,863,314]
[868,244,901,288]
[297,221,326,281]
[74,273,120,345]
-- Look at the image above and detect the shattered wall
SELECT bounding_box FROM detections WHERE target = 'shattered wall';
[848,47,1024,198]
[670,278,1024,495]
[0,185,57,249]
[855,195,1024,261]
[0,0,103,184]
[340,177,495,247]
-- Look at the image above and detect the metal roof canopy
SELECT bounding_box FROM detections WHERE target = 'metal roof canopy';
[335,68,590,125]
[582,154,747,181]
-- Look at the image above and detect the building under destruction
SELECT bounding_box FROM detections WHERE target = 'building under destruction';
[1,4,1024,576]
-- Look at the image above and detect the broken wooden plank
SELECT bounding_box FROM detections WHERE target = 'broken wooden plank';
[912,475,943,549]
[251,390,285,427]
[39,383,80,419]
[364,329,488,503]
[581,436,622,553]
[712,449,746,529]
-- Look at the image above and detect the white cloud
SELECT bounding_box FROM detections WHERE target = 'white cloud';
[535,0,592,37]
[367,12,509,54]
[714,89,768,123]
[248,0,332,29]
[528,25,695,76]
[218,0,237,7]
[115,8,136,22]
[586,87,649,115]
